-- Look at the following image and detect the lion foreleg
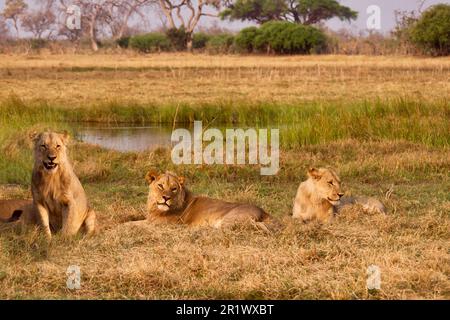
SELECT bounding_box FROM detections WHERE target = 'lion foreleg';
[316,207,334,223]
[61,202,83,237]
[35,203,52,240]
[83,209,96,236]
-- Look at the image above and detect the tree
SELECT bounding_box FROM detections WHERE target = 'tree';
[410,4,450,56]
[0,17,10,41]
[221,0,357,25]
[22,1,56,39]
[80,1,103,51]
[106,0,152,40]
[59,0,151,51]
[1,0,28,37]
[157,0,222,51]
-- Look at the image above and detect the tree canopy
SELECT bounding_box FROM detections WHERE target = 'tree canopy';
[221,0,357,25]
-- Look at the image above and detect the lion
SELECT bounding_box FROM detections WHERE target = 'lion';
[26,131,96,239]
[292,167,386,223]
[0,199,32,223]
[145,170,271,228]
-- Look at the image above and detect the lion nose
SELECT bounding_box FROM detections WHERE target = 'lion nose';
[48,155,57,161]
[162,195,171,201]
[338,193,344,198]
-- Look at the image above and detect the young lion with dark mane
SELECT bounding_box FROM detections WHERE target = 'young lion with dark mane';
[145,170,272,228]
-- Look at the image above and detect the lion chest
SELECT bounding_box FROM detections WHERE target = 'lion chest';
[44,186,69,228]
[33,172,73,229]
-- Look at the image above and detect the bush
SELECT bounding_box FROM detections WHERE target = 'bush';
[234,26,259,52]
[235,21,327,54]
[116,36,130,49]
[252,21,327,54]
[410,4,450,56]
[166,27,188,51]
[206,34,235,53]
[192,32,211,49]
[129,33,171,53]
[284,24,327,54]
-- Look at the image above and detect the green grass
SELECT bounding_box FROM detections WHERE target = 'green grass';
[0,95,448,185]
[1,96,449,148]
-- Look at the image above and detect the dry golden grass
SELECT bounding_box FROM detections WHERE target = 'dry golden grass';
[2,53,449,69]
[0,53,449,106]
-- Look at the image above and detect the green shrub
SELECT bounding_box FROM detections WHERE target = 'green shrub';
[284,24,327,54]
[192,32,211,49]
[234,26,259,52]
[206,34,235,53]
[410,4,450,56]
[129,33,171,53]
[116,36,130,49]
[166,27,188,51]
[253,21,327,54]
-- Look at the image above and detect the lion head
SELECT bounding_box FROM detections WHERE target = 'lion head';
[30,131,70,173]
[308,167,344,206]
[145,170,187,212]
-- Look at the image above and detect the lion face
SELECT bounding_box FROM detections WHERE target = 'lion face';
[31,131,69,173]
[146,170,186,212]
[308,167,344,206]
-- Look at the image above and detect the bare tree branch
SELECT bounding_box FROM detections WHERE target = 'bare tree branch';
[155,0,221,50]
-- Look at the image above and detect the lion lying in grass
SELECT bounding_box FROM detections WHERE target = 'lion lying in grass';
[293,167,386,223]
[145,170,271,228]
[22,131,96,239]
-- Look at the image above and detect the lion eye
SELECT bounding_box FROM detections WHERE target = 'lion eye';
[56,145,61,149]
[171,187,177,193]
[328,181,334,185]
[40,144,47,149]
[158,184,164,190]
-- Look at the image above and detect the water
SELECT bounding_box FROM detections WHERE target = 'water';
[74,123,279,153]
[75,124,178,152]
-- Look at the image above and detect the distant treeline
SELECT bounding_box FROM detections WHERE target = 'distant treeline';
[1,1,449,56]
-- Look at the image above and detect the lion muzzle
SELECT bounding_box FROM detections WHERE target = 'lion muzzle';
[157,195,172,211]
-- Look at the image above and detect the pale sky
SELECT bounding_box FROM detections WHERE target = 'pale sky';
[1,0,449,35]
[323,0,449,33]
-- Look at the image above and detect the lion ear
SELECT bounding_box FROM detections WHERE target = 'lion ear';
[60,131,70,145]
[145,170,159,184]
[308,167,321,180]
[29,131,40,143]
[178,176,185,186]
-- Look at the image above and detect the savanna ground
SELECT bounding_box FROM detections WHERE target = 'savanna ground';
[0,53,449,299]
